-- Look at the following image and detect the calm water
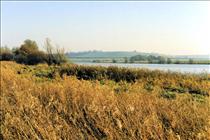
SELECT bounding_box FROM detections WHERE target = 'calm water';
[76,62,210,74]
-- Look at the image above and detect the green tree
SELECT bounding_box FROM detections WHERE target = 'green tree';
[19,39,39,55]
[26,51,47,65]
[167,58,172,64]
[157,56,166,64]
[175,60,180,64]
[112,59,117,63]
[130,59,134,63]
[189,58,194,64]
[14,39,46,65]
[124,57,128,63]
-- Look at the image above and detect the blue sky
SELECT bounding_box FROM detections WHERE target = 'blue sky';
[1,1,210,55]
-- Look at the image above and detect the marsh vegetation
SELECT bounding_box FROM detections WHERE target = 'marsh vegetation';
[0,61,210,139]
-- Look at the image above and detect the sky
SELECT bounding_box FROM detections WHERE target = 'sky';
[1,1,210,55]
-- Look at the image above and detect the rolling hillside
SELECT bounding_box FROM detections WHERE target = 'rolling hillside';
[67,51,159,58]
[67,51,209,59]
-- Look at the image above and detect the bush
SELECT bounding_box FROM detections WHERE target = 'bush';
[19,39,39,54]
[26,51,47,65]
[14,49,47,65]
[1,39,68,65]
[47,53,67,65]
[44,38,67,65]
[14,54,27,64]
[1,52,14,61]
[0,47,14,61]
[13,39,45,65]
[161,91,176,99]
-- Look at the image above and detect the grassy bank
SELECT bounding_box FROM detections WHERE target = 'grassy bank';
[0,61,210,139]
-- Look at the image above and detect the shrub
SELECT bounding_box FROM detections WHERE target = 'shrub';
[191,94,206,103]
[14,49,47,65]
[161,91,176,99]
[26,51,47,65]
[13,39,45,65]
[1,39,68,65]
[14,54,27,64]
[0,47,14,61]
[1,52,14,61]
[19,39,39,54]
[44,38,67,65]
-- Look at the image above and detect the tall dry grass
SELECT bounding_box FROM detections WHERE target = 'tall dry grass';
[0,61,210,140]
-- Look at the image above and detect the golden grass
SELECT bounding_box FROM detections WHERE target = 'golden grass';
[0,61,210,140]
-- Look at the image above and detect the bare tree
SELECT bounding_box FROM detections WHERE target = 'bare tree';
[44,38,54,65]
[44,38,67,65]
[56,45,67,65]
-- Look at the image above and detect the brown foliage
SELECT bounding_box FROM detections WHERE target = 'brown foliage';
[0,61,210,139]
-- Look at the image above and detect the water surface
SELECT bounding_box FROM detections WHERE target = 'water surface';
[75,62,210,74]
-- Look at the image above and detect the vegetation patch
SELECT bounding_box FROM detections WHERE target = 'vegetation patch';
[1,61,210,139]
[161,91,176,99]
[0,39,67,65]
[191,94,206,103]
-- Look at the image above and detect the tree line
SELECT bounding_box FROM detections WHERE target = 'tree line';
[129,55,196,64]
[0,38,67,65]
[129,55,171,64]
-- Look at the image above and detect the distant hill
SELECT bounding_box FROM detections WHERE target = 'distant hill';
[67,51,209,60]
[67,51,159,58]
[172,55,210,60]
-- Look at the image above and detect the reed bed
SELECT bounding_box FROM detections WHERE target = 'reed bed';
[0,61,210,139]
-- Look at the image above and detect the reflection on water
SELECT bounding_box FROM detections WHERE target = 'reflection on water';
[75,62,210,74]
